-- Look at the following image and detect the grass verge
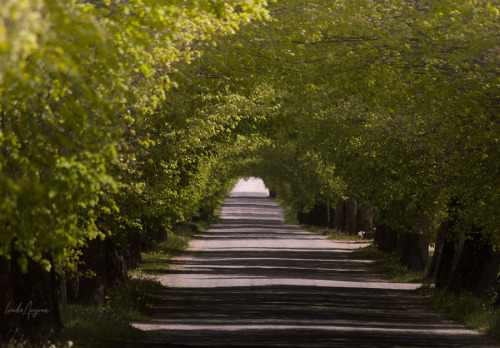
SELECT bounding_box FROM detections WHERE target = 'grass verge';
[351,244,428,283]
[277,201,299,225]
[55,277,164,347]
[415,287,500,341]
[130,219,217,276]
[307,225,369,242]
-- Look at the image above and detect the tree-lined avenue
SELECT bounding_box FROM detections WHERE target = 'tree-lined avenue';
[131,178,497,347]
[1,0,498,342]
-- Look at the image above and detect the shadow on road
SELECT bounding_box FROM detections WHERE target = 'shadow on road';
[134,285,496,348]
[124,196,498,347]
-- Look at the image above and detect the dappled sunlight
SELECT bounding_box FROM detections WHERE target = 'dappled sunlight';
[134,283,492,347]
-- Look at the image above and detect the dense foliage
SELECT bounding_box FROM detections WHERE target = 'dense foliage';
[0,0,268,272]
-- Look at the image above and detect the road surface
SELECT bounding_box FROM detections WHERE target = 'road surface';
[131,178,498,347]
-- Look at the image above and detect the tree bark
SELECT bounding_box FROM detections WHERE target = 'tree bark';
[446,230,500,297]
[435,227,465,292]
[106,238,128,288]
[344,197,358,235]
[297,202,332,227]
[67,236,130,306]
[472,248,500,298]
[9,252,61,343]
[428,221,448,279]
[333,200,346,231]
[356,206,373,235]
[399,216,431,272]
[375,224,399,253]
[127,229,142,269]
[67,238,107,306]
[0,256,20,341]
[399,232,430,272]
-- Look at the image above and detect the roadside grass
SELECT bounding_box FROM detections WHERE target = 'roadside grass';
[353,244,500,342]
[279,203,299,225]
[0,339,73,348]
[54,217,215,347]
[130,219,217,276]
[56,304,142,347]
[416,287,500,341]
[351,244,428,283]
[307,225,369,242]
[55,277,163,347]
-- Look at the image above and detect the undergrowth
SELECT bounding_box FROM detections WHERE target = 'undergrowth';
[307,225,367,242]
[130,219,215,276]
[416,287,500,341]
[352,244,428,283]
[55,277,163,347]
[274,198,298,225]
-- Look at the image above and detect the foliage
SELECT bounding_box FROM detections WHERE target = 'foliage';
[203,0,499,243]
[0,0,268,273]
[273,197,299,225]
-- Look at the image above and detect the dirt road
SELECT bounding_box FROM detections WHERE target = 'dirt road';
[132,179,498,347]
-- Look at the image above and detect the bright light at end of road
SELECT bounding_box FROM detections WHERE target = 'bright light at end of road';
[230,177,270,197]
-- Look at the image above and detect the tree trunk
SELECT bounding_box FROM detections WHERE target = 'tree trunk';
[0,256,20,341]
[446,230,500,297]
[435,228,465,292]
[297,202,332,227]
[399,216,431,272]
[9,253,61,343]
[375,224,399,253]
[356,206,373,235]
[326,201,331,228]
[399,232,430,272]
[344,197,358,235]
[67,238,107,306]
[333,200,346,231]
[67,236,130,306]
[127,229,142,269]
[428,221,448,279]
[106,238,128,288]
[472,248,500,298]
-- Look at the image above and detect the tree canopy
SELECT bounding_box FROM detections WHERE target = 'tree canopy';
[198,0,499,240]
[0,0,269,272]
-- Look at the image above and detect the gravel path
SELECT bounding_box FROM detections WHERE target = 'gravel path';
[131,179,499,347]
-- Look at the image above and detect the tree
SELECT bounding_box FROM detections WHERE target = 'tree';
[0,0,268,341]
